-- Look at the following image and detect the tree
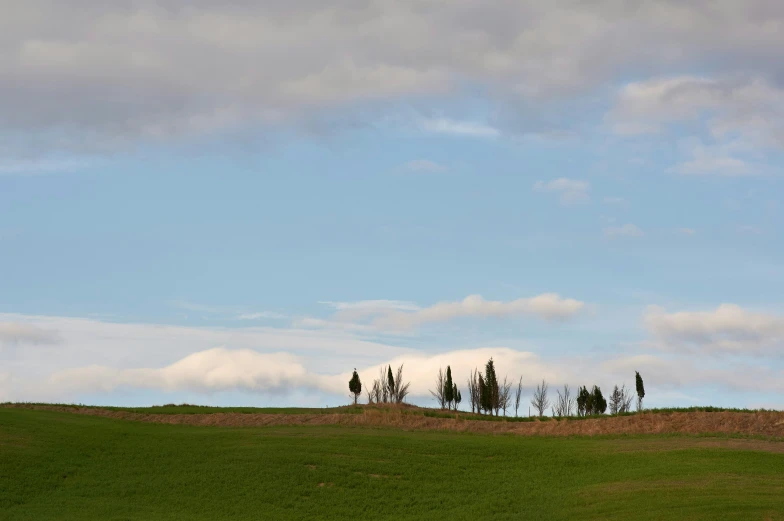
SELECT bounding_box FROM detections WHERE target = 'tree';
[609,385,622,415]
[467,369,480,414]
[391,364,411,403]
[590,385,607,415]
[478,373,487,414]
[609,384,634,415]
[499,377,512,416]
[348,369,362,405]
[530,379,550,417]
[444,366,454,410]
[635,371,645,411]
[553,384,574,417]
[366,378,382,404]
[514,376,523,417]
[430,367,446,409]
[387,366,395,400]
[484,358,500,416]
[576,386,590,416]
[454,386,461,410]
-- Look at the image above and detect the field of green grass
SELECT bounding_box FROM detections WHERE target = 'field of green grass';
[1,407,783,520]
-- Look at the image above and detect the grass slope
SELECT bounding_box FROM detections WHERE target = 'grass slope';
[1,408,783,520]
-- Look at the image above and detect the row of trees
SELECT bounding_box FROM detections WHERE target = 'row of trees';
[348,364,411,405]
[349,361,647,418]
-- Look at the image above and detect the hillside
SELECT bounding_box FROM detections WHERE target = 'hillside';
[2,407,784,520]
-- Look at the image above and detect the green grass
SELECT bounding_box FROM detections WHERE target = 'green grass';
[6,402,778,420]
[2,408,783,520]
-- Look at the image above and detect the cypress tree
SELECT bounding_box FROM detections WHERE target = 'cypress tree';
[591,385,607,415]
[635,371,645,411]
[348,369,362,405]
[484,358,499,416]
[454,386,461,409]
[444,366,454,409]
[387,365,395,401]
[478,373,487,414]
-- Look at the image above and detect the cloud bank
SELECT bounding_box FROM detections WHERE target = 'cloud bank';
[645,304,784,354]
[5,1,784,154]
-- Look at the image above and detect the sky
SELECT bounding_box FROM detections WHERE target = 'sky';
[1,1,783,411]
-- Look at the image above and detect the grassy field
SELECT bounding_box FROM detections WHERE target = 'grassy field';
[1,408,783,520]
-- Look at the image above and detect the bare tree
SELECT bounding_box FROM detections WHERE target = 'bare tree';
[530,379,550,417]
[514,377,523,417]
[553,384,574,417]
[366,367,389,404]
[367,378,383,404]
[391,364,411,403]
[621,385,634,413]
[467,369,480,414]
[430,367,447,409]
[610,384,634,415]
[499,377,512,416]
[609,385,622,415]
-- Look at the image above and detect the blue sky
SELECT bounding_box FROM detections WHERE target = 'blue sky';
[1,1,783,411]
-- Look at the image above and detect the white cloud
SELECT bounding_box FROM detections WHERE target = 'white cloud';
[533,178,590,205]
[25,344,784,406]
[50,347,317,395]
[420,118,500,138]
[603,223,644,239]
[608,76,784,147]
[0,312,411,382]
[404,159,448,173]
[372,294,585,331]
[644,304,784,354]
[0,322,60,345]
[608,75,784,172]
[669,151,752,177]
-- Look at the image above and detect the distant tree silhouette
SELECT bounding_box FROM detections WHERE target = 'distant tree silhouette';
[484,358,500,416]
[430,367,446,409]
[635,371,646,411]
[348,369,362,405]
[530,379,550,417]
[514,377,523,417]
[444,366,454,410]
[387,366,395,400]
[590,385,607,415]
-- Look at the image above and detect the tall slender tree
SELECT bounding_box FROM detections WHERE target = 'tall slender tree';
[514,376,523,417]
[430,367,446,409]
[348,369,362,405]
[577,386,590,416]
[485,358,499,416]
[478,373,487,414]
[635,371,645,411]
[454,385,461,410]
[444,366,454,410]
[387,366,395,401]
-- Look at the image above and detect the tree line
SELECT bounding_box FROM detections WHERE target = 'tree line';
[349,361,646,417]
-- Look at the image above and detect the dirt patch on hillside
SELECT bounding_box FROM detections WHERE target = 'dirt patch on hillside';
[5,404,784,442]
